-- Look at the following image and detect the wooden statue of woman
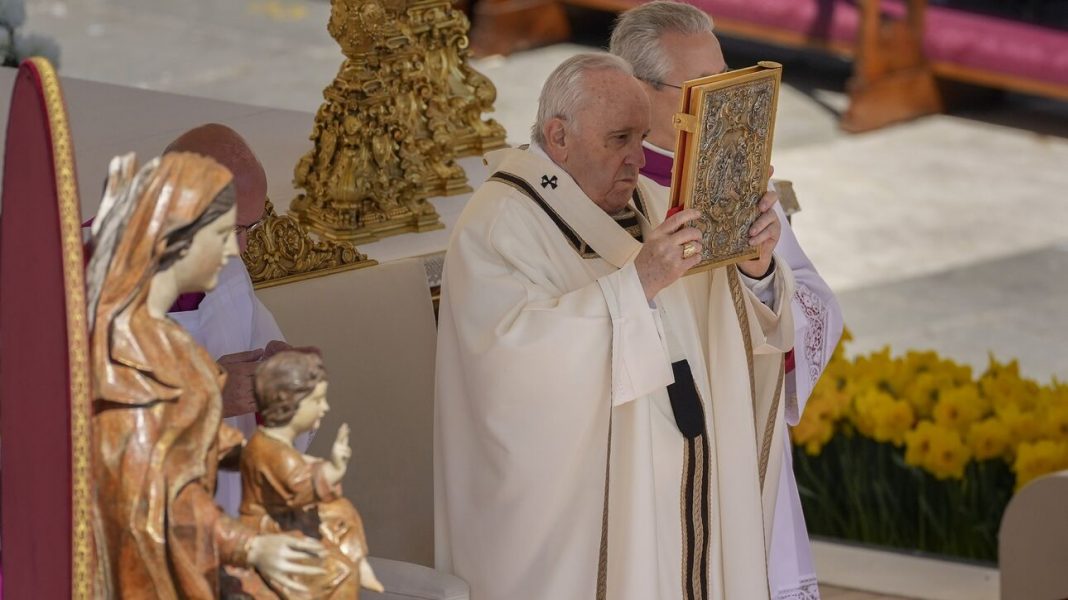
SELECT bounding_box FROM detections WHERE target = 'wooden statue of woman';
[86,152,325,599]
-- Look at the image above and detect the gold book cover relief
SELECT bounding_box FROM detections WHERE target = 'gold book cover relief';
[669,62,782,274]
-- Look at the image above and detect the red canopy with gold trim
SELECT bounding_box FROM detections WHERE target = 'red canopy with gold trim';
[0,58,93,599]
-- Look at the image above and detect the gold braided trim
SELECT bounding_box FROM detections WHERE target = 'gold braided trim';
[726,267,774,596]
[758,360,786,490]
[678,435,690,598]
[596,417,612,600]
[679,434,710,600]
[30,57,94,600]
[726,268,757,416]
[691,436,707,600]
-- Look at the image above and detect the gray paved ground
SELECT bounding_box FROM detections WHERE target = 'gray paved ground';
[25,0,1068,385]
[27,0,339,112]
[839,245,1068,380]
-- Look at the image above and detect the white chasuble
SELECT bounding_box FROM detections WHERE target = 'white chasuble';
[435,148,794,600]
[641,140,843,599]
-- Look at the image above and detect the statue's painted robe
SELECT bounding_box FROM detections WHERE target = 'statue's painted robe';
[239,432,372,599]
[89,153,267,600]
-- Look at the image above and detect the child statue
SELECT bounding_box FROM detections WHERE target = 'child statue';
[240,350,385,599]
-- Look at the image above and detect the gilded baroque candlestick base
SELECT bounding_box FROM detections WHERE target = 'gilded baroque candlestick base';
[407,0,507,157]
[290,191,445,244]
[290,0,492,243]
[448,62,508,157]
[243,201,377,288]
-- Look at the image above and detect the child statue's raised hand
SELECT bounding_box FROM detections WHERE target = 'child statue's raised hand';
[332,424,352,470]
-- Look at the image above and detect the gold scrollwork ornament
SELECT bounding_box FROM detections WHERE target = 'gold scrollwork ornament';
[242,201,377,288]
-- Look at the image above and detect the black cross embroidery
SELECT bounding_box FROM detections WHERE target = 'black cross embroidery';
[541,175,558,189]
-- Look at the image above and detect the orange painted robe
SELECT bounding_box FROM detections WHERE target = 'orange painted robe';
[239,431,372,599]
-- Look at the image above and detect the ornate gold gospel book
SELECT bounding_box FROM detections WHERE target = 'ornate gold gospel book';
[669,61,782,274]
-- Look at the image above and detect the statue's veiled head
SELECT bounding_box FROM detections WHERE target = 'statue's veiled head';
[86,152,238,404]
[87,152,237,331]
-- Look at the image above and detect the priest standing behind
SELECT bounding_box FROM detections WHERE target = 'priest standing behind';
[610,4,845,598]
[435,53,795,600]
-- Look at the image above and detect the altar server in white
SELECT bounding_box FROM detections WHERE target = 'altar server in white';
[435,53,795,600]
[611,4,845,597]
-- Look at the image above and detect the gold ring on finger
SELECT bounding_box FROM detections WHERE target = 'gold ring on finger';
[682,242,698,259]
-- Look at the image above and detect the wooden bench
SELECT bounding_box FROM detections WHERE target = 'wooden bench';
[467,0,1068,131]
[847,0,1068,130]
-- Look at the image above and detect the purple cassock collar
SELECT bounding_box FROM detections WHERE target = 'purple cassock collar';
[170,292,207,312]
[640,143,674,188]
[81,216,205,312]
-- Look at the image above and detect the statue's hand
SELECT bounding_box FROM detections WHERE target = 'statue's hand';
[331,423,352,470]
[247,534,326,594]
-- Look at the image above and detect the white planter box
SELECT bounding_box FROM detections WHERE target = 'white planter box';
[812,539,999,600]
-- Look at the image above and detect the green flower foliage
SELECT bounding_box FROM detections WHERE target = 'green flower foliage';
[793,329,1068,563]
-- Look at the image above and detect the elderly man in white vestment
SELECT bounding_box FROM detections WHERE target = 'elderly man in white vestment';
[435,52,796,600]
[610,4,845,598]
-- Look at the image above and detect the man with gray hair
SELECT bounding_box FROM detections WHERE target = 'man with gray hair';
[612,3,845,599]
[435,51,795,600]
